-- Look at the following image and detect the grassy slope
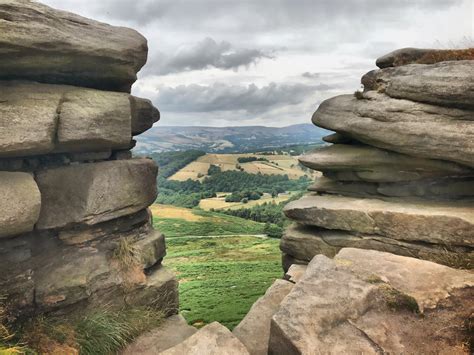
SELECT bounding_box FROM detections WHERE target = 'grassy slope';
[152,205,266,237]
[152,205,282,329]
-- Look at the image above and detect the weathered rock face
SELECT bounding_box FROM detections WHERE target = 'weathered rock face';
[283,48,474,272]
[233,279,294,355]
[0,172,41,238]
[0,0,176,324]
[122,315,197,355]
[267,250,474,355]
[161,322,250,355]
[36,159,158,230]
[313,92,474,167]
[362,60,474,109]
[0,0,147,92]
[284,194,474,246]
[0,81,158,158]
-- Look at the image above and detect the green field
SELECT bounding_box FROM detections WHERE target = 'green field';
[152,205,283,329]
[152,205,267,237]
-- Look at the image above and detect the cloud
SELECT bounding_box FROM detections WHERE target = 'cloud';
[154,82,327,114]
[146,38,274,75]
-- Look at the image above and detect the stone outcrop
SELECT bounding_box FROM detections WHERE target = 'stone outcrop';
[0,0,175,321]
[0,0,147,92]
[123,315,197,354]
[282,49,474,269]
[233,280,294,355]
[267,250,474,354]
[160,322,250,355]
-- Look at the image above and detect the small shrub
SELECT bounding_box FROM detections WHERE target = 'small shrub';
[354,90,364,100]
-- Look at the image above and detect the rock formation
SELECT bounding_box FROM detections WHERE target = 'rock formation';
[282,49,474,269]
[0,0,177,321]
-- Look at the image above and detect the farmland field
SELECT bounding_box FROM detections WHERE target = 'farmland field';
[152,204,282,329]
[169,153,314,181]
[198,191,298,211]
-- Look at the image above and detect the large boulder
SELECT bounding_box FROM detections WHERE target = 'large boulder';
[334,248,474,311]
[312,92,474,167]
[160,322,250,355]
[122,315,197,355]
[269,251,474,354]
[362,61,474,109]
[0,82,159,158]
[233,280,294,355]
[284,194,474,247]
[299,144,471,183]
[0,0,147,92]
[269,255,378,354]
[281,224,474,269]
[36,159,158,230]
[0,171,41,238]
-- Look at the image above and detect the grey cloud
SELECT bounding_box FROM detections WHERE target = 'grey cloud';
[154,82,324,113]
[146,38,274,75]
[302,72,322,79]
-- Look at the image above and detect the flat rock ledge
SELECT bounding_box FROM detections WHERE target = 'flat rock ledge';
[284,194,474,247]
[268,249,474,354]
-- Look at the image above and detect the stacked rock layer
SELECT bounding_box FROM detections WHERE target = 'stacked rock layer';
[0,0,177,319]
[282,48,474,270]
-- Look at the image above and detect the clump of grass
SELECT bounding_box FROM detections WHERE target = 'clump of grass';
[75,308,165,355]
[415,48,474,65]
[354,90,364,100]
[364,274,384,284]
[22,307,165,355]
[113,237,140,270]
[378,284,419,313]
[0,299,23,354]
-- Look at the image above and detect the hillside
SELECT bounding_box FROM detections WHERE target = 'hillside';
[134,124,328,153]
[169,153,318,181]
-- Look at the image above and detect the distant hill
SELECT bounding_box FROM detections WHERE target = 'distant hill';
[134,124,329,153]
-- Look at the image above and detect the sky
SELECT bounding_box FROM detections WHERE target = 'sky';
[42,0,473,127]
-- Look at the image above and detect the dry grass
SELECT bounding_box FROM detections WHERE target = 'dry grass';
[150,204,204,222]
[415,48,474,64]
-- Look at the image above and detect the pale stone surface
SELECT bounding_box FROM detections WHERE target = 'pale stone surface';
[233,280,294,355]
[312,92,474,167]
[135,230,166,269]
[284,264,307,283]
[160,322,250,355]
[0,82,131,157]
[281,224,474,269]
[0,0,147,92]
[362,61,474,108]
[299,144,470,182]
[122,315,197,355]
[269,255,378,354]
[36,159,158,230]
[0,172,41,238]
[334,248,474,311]
[284,194,474,247]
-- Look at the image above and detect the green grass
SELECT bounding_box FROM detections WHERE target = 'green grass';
[164,235,282,329]
[153,209,266,237]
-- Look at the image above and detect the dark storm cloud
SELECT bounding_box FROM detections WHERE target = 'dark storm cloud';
[146,38,274,75]
[154,82,329,113]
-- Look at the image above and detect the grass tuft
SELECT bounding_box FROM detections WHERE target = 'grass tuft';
[378,284,419,313]
[0,299,23,354]
[354,90,364,100]
[113,237,140,270]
